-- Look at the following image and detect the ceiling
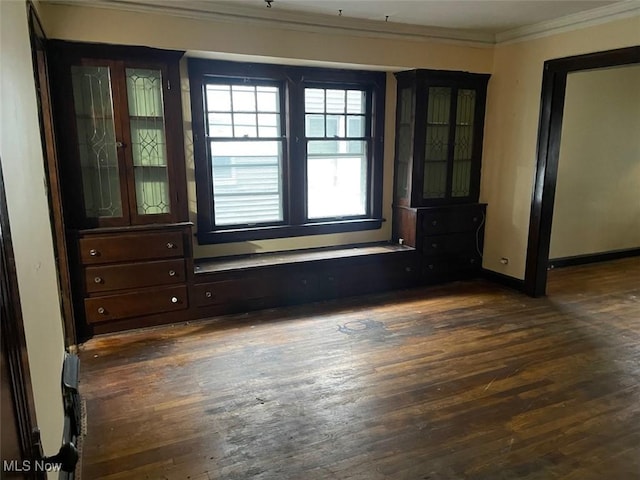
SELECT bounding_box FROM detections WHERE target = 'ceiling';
[210,0,621,33]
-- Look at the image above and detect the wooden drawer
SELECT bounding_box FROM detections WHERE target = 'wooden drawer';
[192,276,278,308]
[422,232,478,256]
[84,285,188,324]
[79,231,184,265]
[84,259,186,294]
[423,253,481,276]
[419,206,484,235]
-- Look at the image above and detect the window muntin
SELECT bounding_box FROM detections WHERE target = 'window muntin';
[304,87,369,220]
[204,82,284,227]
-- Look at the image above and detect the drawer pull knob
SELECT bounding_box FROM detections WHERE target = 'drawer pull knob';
[473,217,478,222]
[168,270,176,277]
[470,258,476,264]
[428,264,434,270]
[97,307,105,314]
[431,220,437,226]
[405,267,412,272]
[166,242,176,249]
[94,277,102,284]
[205,291,212,298]
[89,249,99,256]
[171,296,179,304]
[432,243,438,249]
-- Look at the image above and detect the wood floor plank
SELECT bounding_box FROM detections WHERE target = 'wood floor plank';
[79,258,640,479]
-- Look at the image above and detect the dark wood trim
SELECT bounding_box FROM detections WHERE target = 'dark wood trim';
[28,3,77,346]
[549,247,640,269]
[46,40,184,63]
[524,46,640,297]
[481,268,526,291]
[0,156,45,478]
[188,58,386,244]
[197,218,384,244]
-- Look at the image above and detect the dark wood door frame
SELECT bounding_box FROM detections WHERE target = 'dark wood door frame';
[524,45,640,297]
[28,2,76,345]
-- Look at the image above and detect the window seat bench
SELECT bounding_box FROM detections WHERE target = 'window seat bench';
[190,242,419,317]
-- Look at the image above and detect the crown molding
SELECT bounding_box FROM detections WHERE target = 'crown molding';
[496,1,640,44]
[46,0,496,46]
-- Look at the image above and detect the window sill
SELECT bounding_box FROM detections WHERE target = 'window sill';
[197,218,383,244]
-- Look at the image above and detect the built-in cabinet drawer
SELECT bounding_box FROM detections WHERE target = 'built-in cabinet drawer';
[423,253,481,276]
[79,231,184,265]
[75,224,193,332]
[422,232,478,257]
[191,277,273,308]
[419,207,484,235]
[84,285,188,324]
[84,259,186,293]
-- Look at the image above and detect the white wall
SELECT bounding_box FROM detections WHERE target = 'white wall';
[481,15,640,279]
[549,65,640,259]
[38,2,493,258]
[0,0,66,460]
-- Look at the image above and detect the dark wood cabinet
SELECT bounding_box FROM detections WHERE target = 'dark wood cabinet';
[49,41,188,229]
[392,69,489,281]
[48,42,193,336]
[77,223,193,329]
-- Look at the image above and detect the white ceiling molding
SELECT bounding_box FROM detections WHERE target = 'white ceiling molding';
[496,1,640,44]
[47,0,496,46]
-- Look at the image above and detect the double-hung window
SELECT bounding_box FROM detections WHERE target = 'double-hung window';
[189,60,385,244]
[206,81,285,226]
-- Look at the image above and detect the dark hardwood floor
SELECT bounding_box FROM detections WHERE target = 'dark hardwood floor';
[78,258,640,480]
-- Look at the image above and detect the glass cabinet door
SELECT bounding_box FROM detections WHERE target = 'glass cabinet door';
[394,87,414,204]
[125,68,171,218]
[423,86,451,200]
[71,65,125,222]
[452,89,476,198]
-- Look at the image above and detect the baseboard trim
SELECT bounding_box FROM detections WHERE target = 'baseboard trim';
[549,248,640,269]
[482,269,525,291]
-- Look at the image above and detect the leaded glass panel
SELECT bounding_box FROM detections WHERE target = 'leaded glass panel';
[423,87,451,199]
[452,89,476,198]
[126,68,170,215]
[71,65,123,219]
[395,87,413,201]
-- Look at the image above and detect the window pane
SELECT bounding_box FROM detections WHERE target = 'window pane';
[305,114,324,137]
[305,88,324,113]
[257,113,280,138]
[347,116,365,137]
[208,113,232,137]
[211,141,283,226]
[232,85,256,111]
[307,140,367,219]
[206,85,231,112]
[347,90,365,114]
[326,115,345,137]
[326,89,346,113]
[256,86,279,112]
[233,113,257,137]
